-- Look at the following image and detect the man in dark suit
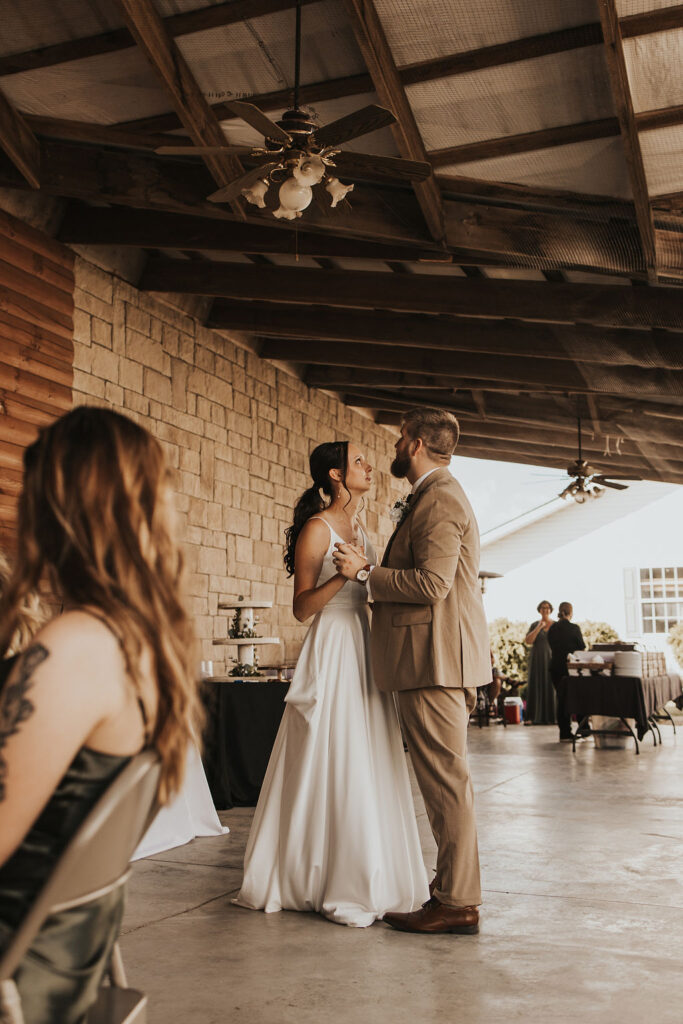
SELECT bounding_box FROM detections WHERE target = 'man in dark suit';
[547,602,586,741]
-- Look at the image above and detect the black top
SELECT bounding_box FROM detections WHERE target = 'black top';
[547,618,586,677]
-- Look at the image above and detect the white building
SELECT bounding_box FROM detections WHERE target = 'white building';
[478,481,683,666]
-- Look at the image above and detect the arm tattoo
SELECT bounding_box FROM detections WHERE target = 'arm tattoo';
[0,643,49,802]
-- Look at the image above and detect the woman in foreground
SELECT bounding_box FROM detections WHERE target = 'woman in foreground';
[235,441,428,927]
[0,406,200,1023]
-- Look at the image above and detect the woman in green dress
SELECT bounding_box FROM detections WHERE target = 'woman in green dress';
[524,600,556,725]
[0,407,202,1023]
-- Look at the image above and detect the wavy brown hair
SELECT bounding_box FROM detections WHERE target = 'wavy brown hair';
[0,406,200,803]
[0,549,46,655]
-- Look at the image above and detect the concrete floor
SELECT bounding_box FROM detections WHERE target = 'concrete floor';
[121,722,683,1023]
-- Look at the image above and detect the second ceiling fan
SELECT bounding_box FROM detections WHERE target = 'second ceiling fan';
[156,0,432,218]
[559,416,641,503]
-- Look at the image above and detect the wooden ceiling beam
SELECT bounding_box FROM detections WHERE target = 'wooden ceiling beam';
[116,0,245,219]
[23,116,179,152]
[0,0,318,77]
[437,175,635,220]
[442,199,643,276]
[113,4,683,133]
[429,118,620,168]
[56,204,444,260]
[0,0,677,91]
[56,195,645,278]
[598,0,657,283]
[440,417,683,466]
[428,104,683,169]
[344,386,683,437]
[449,437,674,481]
[0,86,39,188]
[620,3,683,38]
[365,403,683,467]
[208,300,683,368]
[0,140,429,243]
[118,72,373,134]
[341,0,445,244]
[139,259,683,330]
[263,338,683,400]
[303,364,683,403]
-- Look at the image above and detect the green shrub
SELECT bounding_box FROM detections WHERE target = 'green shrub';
[669,622,683,668]
[489,618,530,680]
[577,620,619,649]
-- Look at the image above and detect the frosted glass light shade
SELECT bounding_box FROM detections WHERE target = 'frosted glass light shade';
[242,179,269,208]
[278,177,313,212]
[293,155,325,186]
[326,177,354,207]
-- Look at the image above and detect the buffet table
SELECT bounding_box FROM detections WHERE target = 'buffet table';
[557,673,683,754]
[202,680,289,809]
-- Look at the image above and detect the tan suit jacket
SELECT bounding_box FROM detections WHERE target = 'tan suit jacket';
[370,467,490,693]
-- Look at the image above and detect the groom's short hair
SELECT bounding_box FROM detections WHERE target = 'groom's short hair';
[403,408,460,461]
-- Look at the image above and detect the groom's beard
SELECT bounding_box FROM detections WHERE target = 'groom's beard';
[390,453,411,478]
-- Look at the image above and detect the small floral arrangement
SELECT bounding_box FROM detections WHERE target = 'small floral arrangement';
[229,654,263,678]
[228,595,260,639]
[389,495,411,525]
[228,609,259,639]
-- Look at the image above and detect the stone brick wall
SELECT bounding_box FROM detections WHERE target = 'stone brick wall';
[70,254,404,670]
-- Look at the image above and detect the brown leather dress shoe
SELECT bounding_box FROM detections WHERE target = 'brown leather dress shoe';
[421,876,438,908]
[383,900,479,935]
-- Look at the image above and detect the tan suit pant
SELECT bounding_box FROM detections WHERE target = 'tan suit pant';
[397,686,481,908]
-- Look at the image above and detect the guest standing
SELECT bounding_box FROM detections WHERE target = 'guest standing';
[0,406,201,1024]
[547,602,586,742]
[524,601,556,725]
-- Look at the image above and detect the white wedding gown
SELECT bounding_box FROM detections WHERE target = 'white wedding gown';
[234,520,428,927]
[132,742,228,860]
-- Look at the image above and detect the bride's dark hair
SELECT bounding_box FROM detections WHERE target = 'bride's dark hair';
[284,441,349,577]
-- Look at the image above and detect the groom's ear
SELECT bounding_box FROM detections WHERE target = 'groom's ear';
[411,437,424,456]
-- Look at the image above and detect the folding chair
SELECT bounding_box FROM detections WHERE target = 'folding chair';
[0,750,161,1024]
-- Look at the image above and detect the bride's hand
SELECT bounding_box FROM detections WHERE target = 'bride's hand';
[332,542,367,580]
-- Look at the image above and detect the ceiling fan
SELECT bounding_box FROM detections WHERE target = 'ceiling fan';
[155,0,431,218]
[559,416,640,503]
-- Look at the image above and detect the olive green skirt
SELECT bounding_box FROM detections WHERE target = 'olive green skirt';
[0,886,125,1024]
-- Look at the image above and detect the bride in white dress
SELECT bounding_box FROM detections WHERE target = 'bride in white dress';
[235,440,428,927]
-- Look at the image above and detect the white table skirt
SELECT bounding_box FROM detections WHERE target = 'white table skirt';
[133,742,228,860]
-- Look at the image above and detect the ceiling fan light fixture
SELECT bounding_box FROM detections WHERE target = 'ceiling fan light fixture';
[241,178,269,208]
[326,177,354,208]
[277,176,313,213]
[272,204,301,220]
[293,154,326,186]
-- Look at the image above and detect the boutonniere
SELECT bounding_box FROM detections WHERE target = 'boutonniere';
[389,494,412,525]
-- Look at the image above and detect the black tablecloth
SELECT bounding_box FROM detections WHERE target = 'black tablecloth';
[202,680,289,809]
[557,673,683,741]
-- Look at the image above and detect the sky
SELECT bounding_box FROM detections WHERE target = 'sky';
[449,455,568,536]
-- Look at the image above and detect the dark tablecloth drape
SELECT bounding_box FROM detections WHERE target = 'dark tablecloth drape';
[557,673,683,740]
[202,680,289,809]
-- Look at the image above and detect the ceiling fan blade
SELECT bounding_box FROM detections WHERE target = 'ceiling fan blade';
[155,144,253,156]
[332,150,432,183]
[595,479,629,491]
[223,101,291,144]
[592,474,642,482]
[206,163,280,204]
[314,104,396,148]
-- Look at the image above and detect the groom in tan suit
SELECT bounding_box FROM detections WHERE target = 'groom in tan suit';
[333,407,490,934]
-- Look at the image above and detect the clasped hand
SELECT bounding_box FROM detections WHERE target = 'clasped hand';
[332,541,366,580]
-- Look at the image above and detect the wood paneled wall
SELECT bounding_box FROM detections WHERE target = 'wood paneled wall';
[0,207,74,544]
